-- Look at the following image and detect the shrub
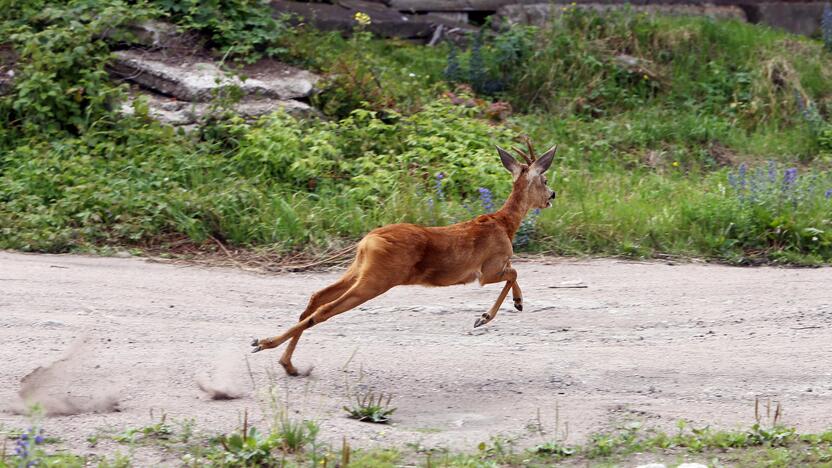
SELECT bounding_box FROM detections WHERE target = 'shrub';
[0,0,155,138]
[154,0,288,61]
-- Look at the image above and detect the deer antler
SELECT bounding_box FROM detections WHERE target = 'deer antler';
[512,146,532,164]
[511,136,537,164]
[524,136,537,162]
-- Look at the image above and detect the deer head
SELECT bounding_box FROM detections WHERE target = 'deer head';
[496,138,557,209]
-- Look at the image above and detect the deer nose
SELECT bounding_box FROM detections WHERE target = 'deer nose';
[550,191,556,199]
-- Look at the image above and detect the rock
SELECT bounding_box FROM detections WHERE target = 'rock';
[110,50,319,102]
[0,44,16,95]
[748,2,824,36]
[614,54,661,81]
[495,3,746,28]
[120,91,317,127]
[390,0,507,12]
[425,12,470,23]
[271,0,475,40]
[0,68,13,95]
[106,20,183,48]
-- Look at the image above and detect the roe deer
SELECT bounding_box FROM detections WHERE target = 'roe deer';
[251,140,558,376]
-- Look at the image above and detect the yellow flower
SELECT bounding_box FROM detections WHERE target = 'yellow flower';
[354,11,371,26]
[672,161,680,167]
[643,74,649,81]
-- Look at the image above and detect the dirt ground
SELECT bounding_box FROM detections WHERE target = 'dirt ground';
[1,251,831,464]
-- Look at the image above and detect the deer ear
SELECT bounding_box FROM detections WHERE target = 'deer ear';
[531,145,557,175]
[496,146,522,176]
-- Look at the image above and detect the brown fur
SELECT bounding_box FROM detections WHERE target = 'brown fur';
[251,144,558,375]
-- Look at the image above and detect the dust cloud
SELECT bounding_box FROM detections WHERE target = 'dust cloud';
[196,348,247,400]
[12,337,120,416]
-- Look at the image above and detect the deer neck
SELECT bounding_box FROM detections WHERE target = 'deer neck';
[495,182,532,239]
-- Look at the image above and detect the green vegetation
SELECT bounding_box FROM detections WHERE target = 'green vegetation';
[3,413,832,467]
[343,392,397,424]
[1,0,832,264]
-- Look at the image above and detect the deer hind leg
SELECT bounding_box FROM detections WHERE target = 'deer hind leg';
[276,275,355,376]
[251,278,390,370]
[474,265,518,328]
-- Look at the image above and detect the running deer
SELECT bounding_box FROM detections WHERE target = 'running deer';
[251,140,558,375]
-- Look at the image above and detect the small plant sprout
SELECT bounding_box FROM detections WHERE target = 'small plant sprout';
[343,392,397,424]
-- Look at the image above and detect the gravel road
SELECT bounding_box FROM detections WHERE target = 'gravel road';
[1,251,830,463]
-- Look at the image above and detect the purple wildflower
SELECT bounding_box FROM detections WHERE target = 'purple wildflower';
[15,436,29,458]
[478,187,494,213]
[739,163,748,189]
[783,167,798,188]
[826,188,832,199]
[433,172,445,202]
[768,161,777,184]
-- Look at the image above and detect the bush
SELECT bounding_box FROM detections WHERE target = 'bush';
[154,0,288,62]
[0,0,155,138]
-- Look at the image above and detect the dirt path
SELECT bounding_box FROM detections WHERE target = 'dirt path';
[1,251,831,463]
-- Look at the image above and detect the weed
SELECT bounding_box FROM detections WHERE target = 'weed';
[215,426,280,465]
[343,392,397,424]
[274,417,318,453]
[114,413,174,444]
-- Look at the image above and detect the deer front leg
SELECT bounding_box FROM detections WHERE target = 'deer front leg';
[512,281,523,311]
[474,265,518,328]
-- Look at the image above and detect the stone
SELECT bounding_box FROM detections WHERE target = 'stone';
[425,11,470,23]
[749,2,824,36]
[106,20,182,48]
[0,69,13,95]
[495,3,746,28]
[0,44,16,95]
[120,91,317,127]
[110,50,319,102]
[390,0,508,12]
[614,54,661,81]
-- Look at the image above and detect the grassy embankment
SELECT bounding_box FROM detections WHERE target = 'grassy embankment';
[1,1,832,265]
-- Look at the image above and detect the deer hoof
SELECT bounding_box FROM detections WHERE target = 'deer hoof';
[474,314,490,328]
[513,298,523,311]
[281,361,299,376]
[251,339,263,353]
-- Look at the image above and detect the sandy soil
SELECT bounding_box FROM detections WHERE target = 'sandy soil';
[1,251,831,464]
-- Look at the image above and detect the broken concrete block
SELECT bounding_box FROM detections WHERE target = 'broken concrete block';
[110,50,319,102]
[120,91,318,127]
